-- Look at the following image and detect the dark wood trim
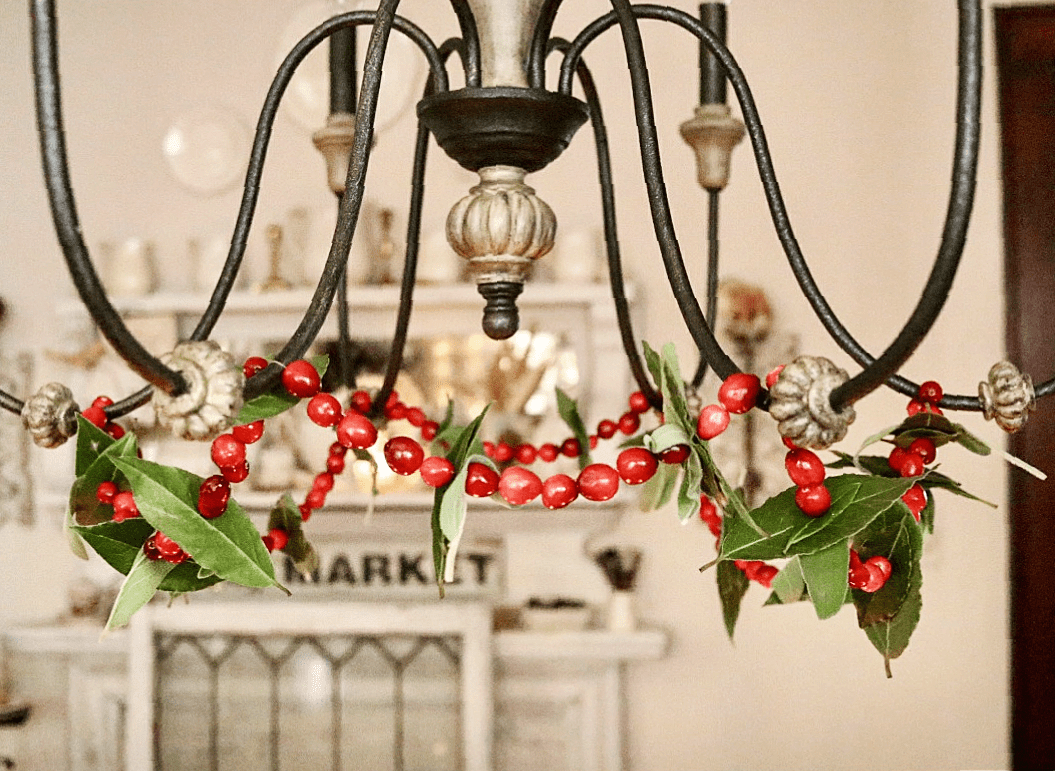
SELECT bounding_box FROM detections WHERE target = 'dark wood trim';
[994,6,1055,769]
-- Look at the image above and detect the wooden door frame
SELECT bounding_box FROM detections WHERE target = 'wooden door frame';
[994,6,1055,769]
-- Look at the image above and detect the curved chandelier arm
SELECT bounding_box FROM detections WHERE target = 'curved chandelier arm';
[30,0,186,396]
[371,41,463,415]
[563,3,989,414]
[562,0,745,394]
[550,38,661,409]
[191,10,446,350]
[245,0,407,401]
[527,0,565,89]
[691,189,722,389]
[0,391,25,415]
[448,0,482,87]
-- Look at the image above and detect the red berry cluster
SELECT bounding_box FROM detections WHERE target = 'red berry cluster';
[848,549,892,593]
[144,531,189,564]
[695,372,763,441]
[888,380,945,522]
[81,395,126,440]
[785,444,831,517]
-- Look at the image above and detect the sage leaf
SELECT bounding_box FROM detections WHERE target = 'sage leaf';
[770,556,807,605]
[112,457,277,589]
[638,462,679,511]
[799,541,850,620]
[677,450,703,522]
[105,550,175,631]
[75,415,116,476]
[556,387,592,469]
[717,560,750,640]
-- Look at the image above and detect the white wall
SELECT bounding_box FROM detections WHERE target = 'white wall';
[0,1,1022,769]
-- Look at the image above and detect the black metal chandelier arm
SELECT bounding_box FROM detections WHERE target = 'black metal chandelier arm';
[550,37,662,409]
[448,0,482,87]
[371,41,460,416]
[564,4,986,414]
[563,0,744,389]
[192,10,447,347]
[527,0,566,89]
[691,189,722,389]
[245,0,404,402]
[0,391,24,416]
[829,0,982,410]
[30,0,187,396]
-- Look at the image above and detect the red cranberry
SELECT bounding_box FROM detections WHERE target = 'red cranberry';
[628,391,651,414]
[617,412,640,435]
[498,466,543,505]
[306,393,342,427]
[92,395,114,409]
[465,462,500,497]
[385,401,408,421]
[514,444,538,465]
[405,407,426,428]
[785,448,826,487]
[918,380,943,405]
[888,446,910,473]
[659,444,690,465]
[699,495,722,537]
[384,436,425,476]
[577,463,620,502]
[82,405,107,428]
[210,433,246,470]
[337,412,378,450]
[901,484,927,521]
[898,452,926,478]
[868,555,893,582]
[597,419,618,440]
[753,564,779,588]
[538,443,559,463]
[908,437,937,465]
[717,373,762,415]
[616,447,658,485]
[541,474,578,509]
[305,488,326,510]
[419,456,456,487]
[696,404,730,440]
[765,365,785,389]
[232,420,265,444]
[312,472,335,494]
[795,483,831,517]
[243,356,268,379]
[560,438,582,458]
[326,454,346,475]
[267,528,289,552]
[281,359,321,399]
[105,422,125,440]
[222,460,250,484]
[350,390,372,414]
[420,421,439,441]
[494,442,514,464]
[96,481,118,505]
[112,491,140,522]
[197,475,231,519]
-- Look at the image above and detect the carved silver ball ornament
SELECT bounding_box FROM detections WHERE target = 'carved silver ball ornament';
[979,360,1035,434]
[153,341,245,441]
[21,381,80,448]
[768,355,856,450]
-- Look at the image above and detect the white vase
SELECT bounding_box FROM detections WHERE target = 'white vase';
[607,590,636,632]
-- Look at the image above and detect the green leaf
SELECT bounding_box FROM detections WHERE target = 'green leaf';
[852,510,923,630]
[770,556,807,605]
[556,387,592,469]
[158,561,224,594]
[637,462,680,511]
[268,494,317,579]
[69,432,139,526]
[799,541,850,620]
[786,475,915,555]
[75,415,117,476]
[105,549,175,631]
[677,450,703,522]
[720,474,913,562]
[74,518,155,575]
[234,355,329,425]
[431,406,491,590]
[112,457,277,589]
[717,560,750,640]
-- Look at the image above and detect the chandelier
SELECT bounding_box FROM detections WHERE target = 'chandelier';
[4,0,1043,671]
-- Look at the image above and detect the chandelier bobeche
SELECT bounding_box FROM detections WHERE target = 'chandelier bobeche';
[4,0,1042,670]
